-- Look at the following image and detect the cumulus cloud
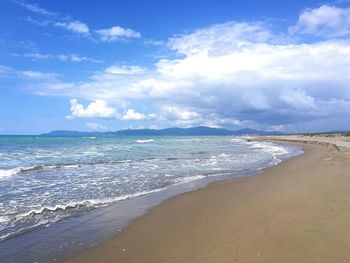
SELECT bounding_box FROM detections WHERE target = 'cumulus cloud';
[122,109,147,120]
[96,26,141,41]
[290,5,350,37]
[25,15,350,131]
[55,21,89,34]
[161,106,200,121]
[168,22,272,56]
[67,99,117,119]
[280,89,316,110]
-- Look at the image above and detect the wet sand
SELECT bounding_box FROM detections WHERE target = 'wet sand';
[64,139,350,263]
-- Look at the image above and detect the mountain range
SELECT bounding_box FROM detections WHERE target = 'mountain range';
[42,126,282,136]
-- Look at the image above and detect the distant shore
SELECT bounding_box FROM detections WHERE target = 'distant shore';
[64,136,350,263]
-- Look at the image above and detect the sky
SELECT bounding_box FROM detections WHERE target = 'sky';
[1,0,350,134]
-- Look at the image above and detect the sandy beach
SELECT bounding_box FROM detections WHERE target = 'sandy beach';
[64,136,350,263]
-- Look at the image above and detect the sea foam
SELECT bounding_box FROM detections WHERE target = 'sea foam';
[0,135,302,242]
[136,139,155,143]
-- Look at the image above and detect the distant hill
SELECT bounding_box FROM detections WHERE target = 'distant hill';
[112,126,234,136]
[42,126,282,136]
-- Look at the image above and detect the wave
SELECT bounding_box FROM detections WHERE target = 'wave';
[0,165,46,180]
[0,187,171,241]
[245,140,303,167]
[0,172,215,241]
[0,219,52,242]
[230,137,246,143]
[173,175,206,184]
[136,139,155,143]
[0,164,81,179]
[0,216,8,224]
[2,187,169,225]
[166,157,179,161]
[0,168,22,179]
[0,142,293,182]
[0,158,166,180]
[246,141,289,155]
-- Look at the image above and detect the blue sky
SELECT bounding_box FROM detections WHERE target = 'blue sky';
[1,0,350,134]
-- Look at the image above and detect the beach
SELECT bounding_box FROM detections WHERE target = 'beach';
[64,136,350,263]
[3,0,350,261]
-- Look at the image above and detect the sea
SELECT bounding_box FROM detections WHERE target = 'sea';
[0,135,302,262]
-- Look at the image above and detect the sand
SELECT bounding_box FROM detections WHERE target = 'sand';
[64,137,350,263]
[251,134,350,149]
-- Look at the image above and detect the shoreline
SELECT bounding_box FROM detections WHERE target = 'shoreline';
[0,139,299,263]
[64,138,350,263]
[63,139,350,263]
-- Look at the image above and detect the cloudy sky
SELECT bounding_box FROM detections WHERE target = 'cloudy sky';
[1,0,350,134]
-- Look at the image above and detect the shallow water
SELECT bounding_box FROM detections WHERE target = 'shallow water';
[0,135,302,243]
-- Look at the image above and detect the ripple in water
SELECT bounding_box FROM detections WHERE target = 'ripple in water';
[0,135,302,240]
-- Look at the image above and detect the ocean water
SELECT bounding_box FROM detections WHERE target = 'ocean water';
[0,135,302,242]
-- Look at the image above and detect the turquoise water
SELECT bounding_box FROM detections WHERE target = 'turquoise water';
[0,135,301,241]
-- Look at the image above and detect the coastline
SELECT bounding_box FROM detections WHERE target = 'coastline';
[63,138,350,263]
[0,138,298,263]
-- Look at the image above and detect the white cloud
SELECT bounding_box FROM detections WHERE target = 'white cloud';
[157,106,204,127]
[18,2,90,36]
[0,65,14,76]
[168,22,272,56]
[19,5,90,36]
[16,2,141,42]
[1,66,59,80]
[55,21,89,34]
[290,5,350,37]
[57,54,102,63]
[122,109,147,120]
[19,70,58,79]
[23,52,101,63]
[14,0,56,16]
[121,109,158,121]
[96,26,141,41]
[24,16,51,27]
[67,99,117,119]
[161,106,200,121]
[24,19,350,131]
[86,122,107,131]
[144,39,165,46]
[280,89,316,110]
[24,53,53,59]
